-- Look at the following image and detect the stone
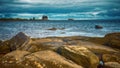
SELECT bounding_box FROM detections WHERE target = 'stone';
[95,25,103,29]
[103,53,120,63]
[24,50,83,68]
[0,50,83,68]
[8,32,30,51]
[0,50,31,68]
[68,18,74,21]
[76,41,117,54]
[105,62,120,68]
[104,32,120,49]
[47,27,57,30]
[57,46,99,68]
[0,40,2,44]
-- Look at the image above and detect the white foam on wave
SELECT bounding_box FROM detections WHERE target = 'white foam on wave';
[29,30,104,38]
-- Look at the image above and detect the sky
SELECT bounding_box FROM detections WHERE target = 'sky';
[0,0,120,20]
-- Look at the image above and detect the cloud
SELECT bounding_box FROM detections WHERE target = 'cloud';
[0,0,120,19]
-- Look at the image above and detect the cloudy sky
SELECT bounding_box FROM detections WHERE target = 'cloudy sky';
[0,0,120,20]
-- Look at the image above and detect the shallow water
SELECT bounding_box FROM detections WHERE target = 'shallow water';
[0,20,120,40]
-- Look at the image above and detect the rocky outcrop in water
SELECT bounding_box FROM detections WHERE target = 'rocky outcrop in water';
[95,25,103,29]
[47,27,65,31]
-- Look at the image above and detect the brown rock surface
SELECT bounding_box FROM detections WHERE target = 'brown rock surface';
[1,32,120,68]
[103,53,120,63]
[57,46,99,68]
[0,50,31,68]
[0,50,83,68]
[105,62,120,68]
[104,32,120,49]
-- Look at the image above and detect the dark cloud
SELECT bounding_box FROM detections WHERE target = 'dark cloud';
[0,0,120,19]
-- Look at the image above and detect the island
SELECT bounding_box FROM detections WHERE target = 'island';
[0,15,49,21]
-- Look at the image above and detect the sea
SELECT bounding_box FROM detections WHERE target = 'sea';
[0,20,120,40]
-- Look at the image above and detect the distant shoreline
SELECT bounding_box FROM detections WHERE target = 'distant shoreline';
[0,19,120,21]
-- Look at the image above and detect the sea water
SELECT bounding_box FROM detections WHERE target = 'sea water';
[0,20,120,40]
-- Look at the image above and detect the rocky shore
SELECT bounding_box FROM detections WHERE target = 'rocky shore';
[0,32,120,68]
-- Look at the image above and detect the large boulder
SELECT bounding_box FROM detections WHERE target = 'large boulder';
[57,46,99,68]
[0,50,83,68]
[8,32,30,51]
[24,50,83,68]
[104,62,120,68]
[19,38,65,52]
[0,50,31,68]
[104,32,120,49]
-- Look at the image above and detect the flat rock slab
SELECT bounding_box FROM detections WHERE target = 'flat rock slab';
[0,50,83,68]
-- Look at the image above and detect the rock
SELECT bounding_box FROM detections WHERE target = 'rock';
[103,53,120,63]
[95,25,103,29]
[68,18,74,21]
[104,62,120,68]
[0,50,31,68]
[104,32,120,49]
[20,42,52,52]
[57,46,99,68]
[8,32,30,51]
[0,40,2,44]
[47,27,65,31]
[24,50,83,68]
[0,45,10,53]
[0,50,83,68]
[19,38,65,52]
[47,27,57,30]
[42,15,48,20]
[76,41,117,54]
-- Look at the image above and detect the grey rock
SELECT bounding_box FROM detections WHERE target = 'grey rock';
[8,32,30,51]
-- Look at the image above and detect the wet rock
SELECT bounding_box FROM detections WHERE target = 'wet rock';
[47,27,65,31]
[47,27,57,30]
[104,32,120,49]
[105,62,120,68]
[95,25,103,29]
[57,46,99,68]
[68,18,74,21]
[8,32,30,51]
